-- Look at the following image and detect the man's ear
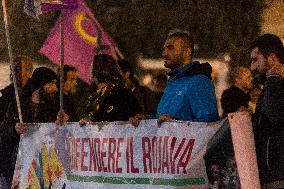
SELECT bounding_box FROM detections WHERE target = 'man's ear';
[186,47,192,57]
[183,47,192,61]
[267,53,280,67]
[125,71,131,79]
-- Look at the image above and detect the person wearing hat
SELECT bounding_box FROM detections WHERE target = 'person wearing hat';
[23,67,69,123]
[80,54,142,123]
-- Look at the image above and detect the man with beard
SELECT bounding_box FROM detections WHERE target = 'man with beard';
[249,34,284,188]
[156,31,219,124]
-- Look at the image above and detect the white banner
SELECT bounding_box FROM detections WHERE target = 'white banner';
[14,119,225,189]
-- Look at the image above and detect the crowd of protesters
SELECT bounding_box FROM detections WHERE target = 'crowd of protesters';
[0,31,283,189]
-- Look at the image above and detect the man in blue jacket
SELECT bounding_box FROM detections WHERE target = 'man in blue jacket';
[156,31,219,124]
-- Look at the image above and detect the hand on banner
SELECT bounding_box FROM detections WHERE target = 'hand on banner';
[267,64,284,78]
[15,123,26,134]
[129,114,147,128]
[79,118,88,127]
[157,114,173,128]
[55,110,69,126]
[237,106,252,115]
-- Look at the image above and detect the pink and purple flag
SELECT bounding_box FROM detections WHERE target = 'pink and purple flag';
[24,0,78,18]
[39,0,118,83]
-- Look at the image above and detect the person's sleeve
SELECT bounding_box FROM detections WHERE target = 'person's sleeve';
[263,76,284,126]
[128,91,142,116]
[188,76,219,122]
[0,102,20,142]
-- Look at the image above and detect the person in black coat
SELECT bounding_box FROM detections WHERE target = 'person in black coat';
[0,56,33,188]
[22,67,59,123]
[249,34,284,187]
[81,54,142,123]
[221,66,253,118]
[0,56,33,122]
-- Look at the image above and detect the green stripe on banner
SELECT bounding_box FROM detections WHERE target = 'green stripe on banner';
[67,174,206,186]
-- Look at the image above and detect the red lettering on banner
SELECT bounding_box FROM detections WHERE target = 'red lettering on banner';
[75,138,81,171]
[170,137,177,174]
[80,138,89,171]
[129,137,139,173]
[158,136,162,173]
[93,138,102,172]
[152,136,157,173]
[126,137,130,173]
[101,138,108,172]
[172,138,186,174]
[68,135,195,175]
[89,138,95,171]
[162,136,169,173]
[142,137,152,173]
[177,139,195,174]
[108,138,116,173]
[116,138,124,173]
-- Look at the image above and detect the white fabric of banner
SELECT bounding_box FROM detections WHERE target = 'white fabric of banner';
[14,119,225,189]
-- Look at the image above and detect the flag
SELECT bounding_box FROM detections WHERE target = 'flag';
[24,0,78,18]
[39,0,118,83]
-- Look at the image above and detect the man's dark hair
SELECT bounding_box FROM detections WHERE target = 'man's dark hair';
[63,65,77,81]
[117,59,134,79]
[249,33,284,64]
[167,30,194,55]
[29,67,58,91]
[92,54,123,84]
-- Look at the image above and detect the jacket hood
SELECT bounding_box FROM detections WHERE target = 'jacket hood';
[187,61,213,80]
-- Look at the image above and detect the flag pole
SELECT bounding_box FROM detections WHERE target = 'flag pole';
[1,0,23,123]
[229,112,261,189]
[59,11,64,112]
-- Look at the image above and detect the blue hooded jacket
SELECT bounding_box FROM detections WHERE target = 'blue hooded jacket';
[157,62,219,122]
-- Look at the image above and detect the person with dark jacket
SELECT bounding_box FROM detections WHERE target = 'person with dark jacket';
[57,65,79,122]
[117,59,157,117]
[0,56,33,189]
[205,67,253,188]
[0,66,67,188]
[249,34,284,188]
[0,56,33,122]
[22,67,60,123]
[221,66,253,118]
[81,54,142,123]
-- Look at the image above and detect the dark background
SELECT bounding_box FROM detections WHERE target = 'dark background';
[0,0,267,75]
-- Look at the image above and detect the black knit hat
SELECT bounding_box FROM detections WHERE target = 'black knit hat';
[31,67,58,90]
